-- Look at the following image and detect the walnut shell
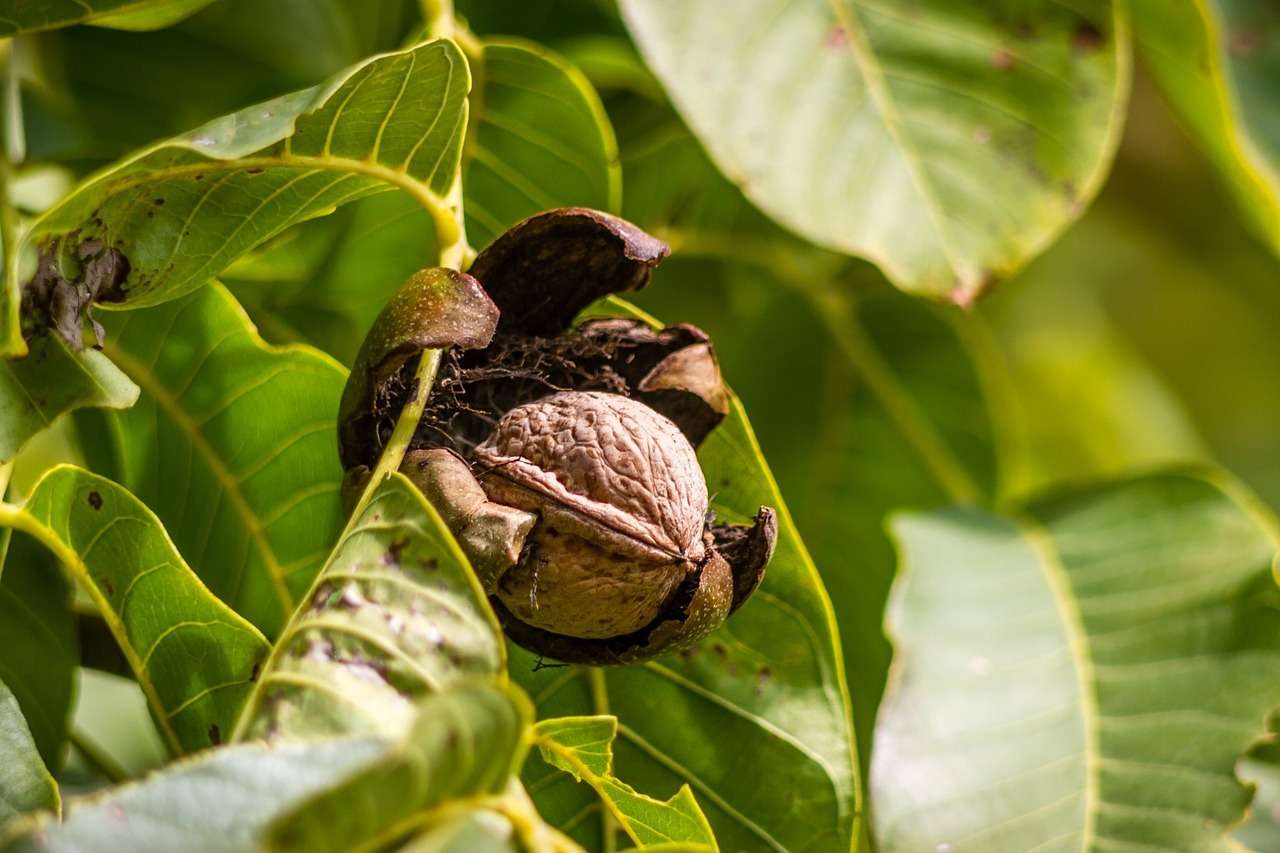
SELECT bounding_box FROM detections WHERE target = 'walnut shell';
[474,391,708,566]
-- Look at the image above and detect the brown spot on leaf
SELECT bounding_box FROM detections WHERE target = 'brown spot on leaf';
[208,724,221,745]
[827,27,848,50]
[249,663,261,683]
[1231,27,1264,57]
[88,491,103,510]
[1072,23,1104,53]
[101,576,114,596]
[246,167,265,175]
[990,50,1014,70]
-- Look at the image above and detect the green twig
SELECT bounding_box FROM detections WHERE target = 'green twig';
[586,668,618,853]
[69,728,129,785]
[420,0,456,41]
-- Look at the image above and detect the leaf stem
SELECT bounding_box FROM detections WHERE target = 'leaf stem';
[0,37,23,355]
[420,0,456,40]
[69,727,129,785]
[586,668,618,853]
[657,227,982,505]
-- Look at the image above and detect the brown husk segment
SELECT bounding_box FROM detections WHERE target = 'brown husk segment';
[337,207,776,664]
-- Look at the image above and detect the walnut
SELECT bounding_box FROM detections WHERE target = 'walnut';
[339,208,776,665]
[475,391,709,639]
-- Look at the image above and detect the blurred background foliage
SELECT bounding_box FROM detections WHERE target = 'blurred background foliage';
[8,0,1280,840]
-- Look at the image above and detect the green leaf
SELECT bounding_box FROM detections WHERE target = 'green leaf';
[873,470,1280,851]
[75,282,347,638]
[464,38,621,249]
[266,682,532,852]
[397,811,522,853]
[9,38,468,327]
[0,530,77,771]
[0,336,139,464]
[225,36,620,362]
[3,736,390,852]
[533,716,717,850]
[1133,0,1280,260]
[235,473,505,742]
[11,465,270,756]
[0,677,59,828]
[0,0,216,36]
[515,393,862,853]
[618,0,1129,303]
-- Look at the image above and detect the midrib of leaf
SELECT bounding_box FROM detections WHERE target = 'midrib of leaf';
[616,722,786,853]
[0,503,184,754]
[1018,516,1100,850]
[829,0,968,293]
[101,341,294,622]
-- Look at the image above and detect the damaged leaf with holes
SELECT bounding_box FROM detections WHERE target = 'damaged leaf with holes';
[338,208,777,665]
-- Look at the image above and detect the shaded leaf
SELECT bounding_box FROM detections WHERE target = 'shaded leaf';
[266,682,532,852]
[15,465,270,755]
[515,389,861,853]
[0,677,59,828]
[3,736,389,852]
[1133,0,1280,259]
[0,336,139,464]
[235,473,504,742]
[464,39,620,249]
[873,470,1280,852]
[618,0,1129,303]
[11,38,468,326]
[75,282,347,638]
[0,530,77,770]
[533,716,717,850]
[0,0,216,36]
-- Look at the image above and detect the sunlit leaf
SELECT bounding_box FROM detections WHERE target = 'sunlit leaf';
[464,38,620,249]
[873,470,1280,852]
[75,282,347,638]
[0,337,139,464]
[3,736,388,852]
[0,0,215,36]
[0,677,59,828]
[515,389,862,853]
[0,530,76,770]
[533,716,717,850]
[226,36,620,362]
[1133,0,1280,259]
[235,474,504,742]
[14,465,270,755]
[266,682,532,852]
[619,0,1129,303]
[5,36,468,353]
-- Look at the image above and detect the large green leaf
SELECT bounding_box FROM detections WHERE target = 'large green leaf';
[515,395,861,853]
[2,37,469,357]
[225,36,620,362]
[0,0,216,36]
[619,0,1129,303]
[10,466,270,756]
[0,337,139,464]
[1133,0,1280,259]
[75,282,347,637]
[2,736,389,852]
[873,470,1280,851]
[0,531,77,771]
[266,682,532,852]
[0,678,59,829]
[464,38,620,249]
[533,716,716,850]
[234,474,504,742]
